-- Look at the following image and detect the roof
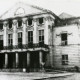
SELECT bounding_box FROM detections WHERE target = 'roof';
[0,2,59,20]
[59,12,74,19]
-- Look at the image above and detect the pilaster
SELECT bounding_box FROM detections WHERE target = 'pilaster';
[4,53,8,68]
[22,18,28,45]
[3,21,8,47]
[27,52,30,67]
[16,52,19,68]
[39,51,43,67]
[13,20,18,47]
[33,18,38,44]
[44,17,50,45]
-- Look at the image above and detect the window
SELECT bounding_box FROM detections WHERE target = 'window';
[62,55,68,65]
[0,35,3,50]
[39,30,44,47]
[8,34,13,46]
[18,32,22,48]
[28,31,33,48]
[9,20,12,29]
[61,33,67,45]
[18,20,22,27]
[28,18,32,26]
[0,23,3,30]
[39,17,43,24]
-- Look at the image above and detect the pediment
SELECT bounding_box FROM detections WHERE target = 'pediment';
[0,2,48,20]
[14,7,25,15]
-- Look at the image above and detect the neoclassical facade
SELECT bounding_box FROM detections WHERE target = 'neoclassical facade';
[0,2,57,71]
[0,2,80,71]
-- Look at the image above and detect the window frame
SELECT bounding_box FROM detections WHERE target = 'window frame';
[62,55,68,65]
[18,32,22,48]
[0,35,3,50]
[27,18,33,26]
[0,23,3,30]
[38,17,44,25]
[28,31,33,43]
[8,34,13,46]
[9,20,12,29]
[39,30,44,46]
[18,19,22,27]
[61,33,67,46]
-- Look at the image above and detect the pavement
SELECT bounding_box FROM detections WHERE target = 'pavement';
[0,72,74,80]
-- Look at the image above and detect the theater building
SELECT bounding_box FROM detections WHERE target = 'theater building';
[0,2,59,71]
[0,2,80,71]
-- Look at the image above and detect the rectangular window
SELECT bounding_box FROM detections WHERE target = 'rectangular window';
[18,32,22,48]
[28,18,32,26]
[28,31,33,48]
[8,34,13,46]
[0,23,3,30]
[0,35,3,50]
[39,17,44,24]
[61,33,67,45]
[39,30,44,47]
[9,20,12,29]
[62,55,68,65]
[18,20,22,27]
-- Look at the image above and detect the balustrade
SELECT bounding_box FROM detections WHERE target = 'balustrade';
[2,43,49,50]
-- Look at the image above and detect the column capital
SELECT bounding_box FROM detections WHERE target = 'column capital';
[12,19,17,25]
[33,18,38,22]
[3,21,8,27]
[44,16,51,21]
[22,18,27,24]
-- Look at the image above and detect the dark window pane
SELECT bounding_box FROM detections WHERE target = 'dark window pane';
[0,40,3,50]
[0,23,3,29]
[28,31,33,44]
[31,37,33,41]
[39,30,44,44]
[39,18,43,24]
[42,36,44,40]
[28,19,32,26]
[9,20,12,28]
[61,33,67,41]
[18,20,22,27]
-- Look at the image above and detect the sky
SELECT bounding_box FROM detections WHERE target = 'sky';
[0,0,80,17]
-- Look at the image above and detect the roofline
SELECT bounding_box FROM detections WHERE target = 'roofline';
[0,12,57,22]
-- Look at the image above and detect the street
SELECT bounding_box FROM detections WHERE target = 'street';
[0,72,76,80]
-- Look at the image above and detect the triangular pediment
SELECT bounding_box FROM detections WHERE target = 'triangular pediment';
[0,2,48,20]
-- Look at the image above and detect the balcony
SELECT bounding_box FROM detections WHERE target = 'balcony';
[3,43,49,50]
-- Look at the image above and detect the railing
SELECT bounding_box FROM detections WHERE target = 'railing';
[61,41,67,46]
[3,43,49,50]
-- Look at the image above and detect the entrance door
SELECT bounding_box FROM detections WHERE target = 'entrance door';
[8,53,15,68]
[30,52,39,69]
[18,53,27,68]
[0,54,5,68]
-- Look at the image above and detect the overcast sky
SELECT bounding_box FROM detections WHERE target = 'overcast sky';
[0,0,80,17]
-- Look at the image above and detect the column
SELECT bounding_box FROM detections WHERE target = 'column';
[22,18,28,46]
[27,52,30,67]
[44,17,50,45]
[33,18,38,44]
[16,52,19,68]
[4,53,8,68]
[3,21,8,48]
[13,20,18,48]
[39,51,43,67]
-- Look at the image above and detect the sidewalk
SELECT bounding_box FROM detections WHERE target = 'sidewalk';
[0,72,74,80]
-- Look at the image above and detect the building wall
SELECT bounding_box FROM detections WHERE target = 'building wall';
[52,24,80,68]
